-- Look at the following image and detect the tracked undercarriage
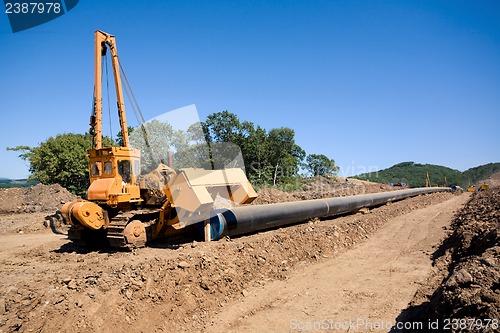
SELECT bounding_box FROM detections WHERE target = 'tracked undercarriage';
[67,209,160,250]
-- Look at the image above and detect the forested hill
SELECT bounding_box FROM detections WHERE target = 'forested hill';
[353,162,500,188]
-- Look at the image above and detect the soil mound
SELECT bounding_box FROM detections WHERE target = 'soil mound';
[253,177,395,204]
[252,188,297,205]
[397,188,499,332]
[0,184,79,214]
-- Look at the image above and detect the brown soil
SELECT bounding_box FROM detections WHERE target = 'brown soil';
[0,184,78,214]
[395,187,499,332]
[0,181,469,333]
[482,171,500,188]
[253,177,395,205]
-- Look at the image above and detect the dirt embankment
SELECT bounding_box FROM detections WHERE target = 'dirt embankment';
[0,184,78,214]
[0,184,78,236]
[481,171,500,188]
[253,177,394,205]
[396,187,499,332]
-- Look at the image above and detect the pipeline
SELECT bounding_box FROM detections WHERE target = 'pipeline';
[206,187,450,240]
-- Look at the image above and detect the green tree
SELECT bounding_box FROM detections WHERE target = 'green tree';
[175,122,213,169]
[267,127,305,186]
[201,111,307,189]
[202,111,248,170]
[203,111,245,144]
[115,126,135,146]
[129,120,184,172]
[306,154,338,176]
[7,133,113,196]
[244,125,272,186]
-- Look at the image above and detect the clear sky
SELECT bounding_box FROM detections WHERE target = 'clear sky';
[1,0,499,179]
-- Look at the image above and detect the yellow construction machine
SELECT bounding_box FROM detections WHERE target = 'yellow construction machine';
[468,184,489,192]
[479,184,490,191]
[61,31,257,249]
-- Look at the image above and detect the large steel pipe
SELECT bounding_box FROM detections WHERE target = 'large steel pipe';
[207,187,450,240]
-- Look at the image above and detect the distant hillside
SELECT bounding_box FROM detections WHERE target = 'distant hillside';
[461,164,500,185]
[0,178,40,189]
[353,162,500,188]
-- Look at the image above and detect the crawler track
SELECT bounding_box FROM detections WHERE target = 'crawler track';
[68,209,160,250]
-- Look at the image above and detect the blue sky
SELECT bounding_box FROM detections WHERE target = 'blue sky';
[1,0,499,179]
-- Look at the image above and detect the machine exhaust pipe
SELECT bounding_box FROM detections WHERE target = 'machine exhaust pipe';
[205,187,451,240]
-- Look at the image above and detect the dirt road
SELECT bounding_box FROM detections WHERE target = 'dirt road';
[206,194,470,332]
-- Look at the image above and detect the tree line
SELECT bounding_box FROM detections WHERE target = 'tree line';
[8,111,338,195]
[202,111,338,188]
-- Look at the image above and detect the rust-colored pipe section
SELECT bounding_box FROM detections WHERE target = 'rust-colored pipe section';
[206,187,451,240]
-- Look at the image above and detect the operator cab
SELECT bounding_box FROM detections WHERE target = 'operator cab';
[87,147,142,205]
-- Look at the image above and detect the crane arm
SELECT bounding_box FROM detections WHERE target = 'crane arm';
[91,30,130,149]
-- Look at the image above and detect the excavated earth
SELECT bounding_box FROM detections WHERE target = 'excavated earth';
[395,187,500,332]
[0,180,496,333]
[0,184,78,215]
[253,177,395,204]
